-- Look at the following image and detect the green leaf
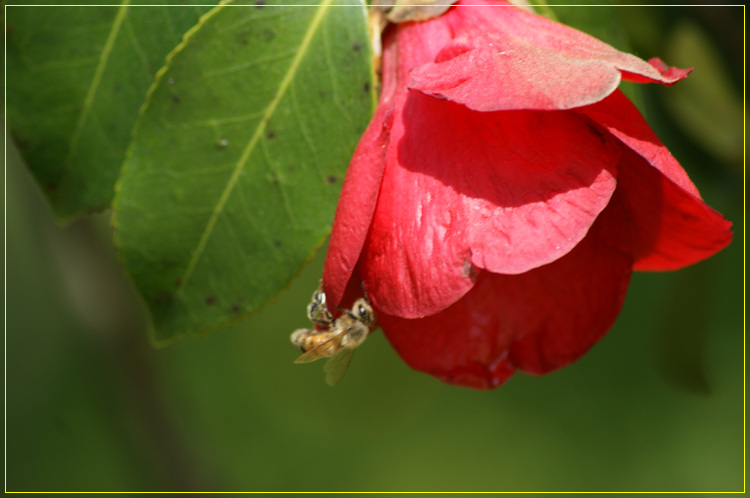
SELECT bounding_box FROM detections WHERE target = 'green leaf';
[113,0,376,345]
[6,2,214,222]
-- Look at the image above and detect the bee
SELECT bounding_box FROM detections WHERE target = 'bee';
[291,285,376,385]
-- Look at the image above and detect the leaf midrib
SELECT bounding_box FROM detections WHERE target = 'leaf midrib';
[176,1,333,297]
[65,1,131,167]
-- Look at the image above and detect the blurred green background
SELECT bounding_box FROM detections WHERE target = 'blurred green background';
[5,5,744,492]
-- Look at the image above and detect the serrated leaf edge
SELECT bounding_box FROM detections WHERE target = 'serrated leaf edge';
[110,3,227,343]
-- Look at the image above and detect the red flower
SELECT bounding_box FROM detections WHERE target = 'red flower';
[322,1,733,389]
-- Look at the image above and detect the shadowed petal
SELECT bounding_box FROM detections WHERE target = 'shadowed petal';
[577,89,701,197]
[507,194,633,374]
[362,91,620,318]
[577,90,732,270]
[617,147,732,270]
[379,195,633,389]
[322,29,404,311]
[323,105,392,312]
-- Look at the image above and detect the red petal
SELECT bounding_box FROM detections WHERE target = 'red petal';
[577,90,701,197]
[361,91,620,319]
[377,271,517,390]
[322,28,406,312]
[577,90,732,270]
[617,147,732,270]
[408,0,690,111]
[322,104,392,311]
[620,57,693,85]
[379,196,633,389]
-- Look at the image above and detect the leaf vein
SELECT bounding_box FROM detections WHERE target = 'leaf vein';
[123,14,150,70]
[172,112,265,131]
[176,1,332,296]
[65,1,131,166]
[203,48,299,78]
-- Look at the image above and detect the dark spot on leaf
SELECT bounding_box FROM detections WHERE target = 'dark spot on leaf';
[326,175,338,184]
[254,0,265,6]
[273,240,282,248]
[172,95,180,104]
[352,42,362,51]
[318,90,327,99]
[363,82,371,93]
[263,28,275,41]
[239,28,250,45]
[6,25,15,37]
[174,278,183,287]
[45,182,58,193]
[287,166,296,173]
[205,295,216,305]
[237,28,250,45]
[267,131,275,140]
[231,304,241,314]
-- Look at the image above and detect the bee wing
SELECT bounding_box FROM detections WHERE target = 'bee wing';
[324,348,355,386]
[293,330,346,364]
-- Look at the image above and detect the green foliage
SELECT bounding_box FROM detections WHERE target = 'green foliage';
[6,2,215,221]
[7,1,374,343]
[112,1,375,343]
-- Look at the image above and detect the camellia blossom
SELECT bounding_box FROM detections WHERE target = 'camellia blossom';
[322,1,733,389]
